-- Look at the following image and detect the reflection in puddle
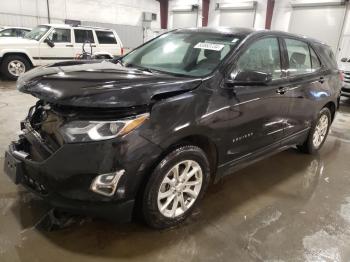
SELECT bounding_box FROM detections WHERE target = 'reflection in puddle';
[339,197,350,223]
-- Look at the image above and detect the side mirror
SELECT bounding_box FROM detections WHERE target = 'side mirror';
[341,57,348,63]
[44,38,55,48]
[225,70,273,87]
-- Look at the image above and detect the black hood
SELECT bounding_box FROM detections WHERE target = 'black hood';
[17,61,202,108]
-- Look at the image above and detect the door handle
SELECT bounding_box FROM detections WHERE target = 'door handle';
[276,87,287,95]
[319,77,325,84]
[66,44,73,47]
[91,45,96,47]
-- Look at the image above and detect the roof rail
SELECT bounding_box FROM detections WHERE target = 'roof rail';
[76,25,113,31]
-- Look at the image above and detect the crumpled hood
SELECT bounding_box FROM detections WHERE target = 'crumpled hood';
[17,60,202,108]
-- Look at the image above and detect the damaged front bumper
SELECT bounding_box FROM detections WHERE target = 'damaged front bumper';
[4,118,162,222]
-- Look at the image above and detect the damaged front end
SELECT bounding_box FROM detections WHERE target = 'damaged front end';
[4,60,201,222]
[21,100,151,161]
[22,101,64,161]
[4,100,162,222]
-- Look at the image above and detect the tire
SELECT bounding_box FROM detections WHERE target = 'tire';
[0,55,31,80]
[297,107,331,154]
[142,145,210,229]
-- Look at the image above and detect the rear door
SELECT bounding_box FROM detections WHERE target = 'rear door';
[280,37,325,137]
[73,29,96,57]
[220,36,290,162]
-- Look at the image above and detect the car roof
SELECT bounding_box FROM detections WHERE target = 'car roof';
[176,27,328,47]
[251,29,328,47]
[0,26,31,30]
[40,24,114,31]
[176,27,255,37]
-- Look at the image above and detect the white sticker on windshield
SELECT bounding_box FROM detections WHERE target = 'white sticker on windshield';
[194,42,225,51]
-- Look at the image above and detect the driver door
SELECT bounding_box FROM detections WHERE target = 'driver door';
[221,37,290,163]
[39,28,75,65]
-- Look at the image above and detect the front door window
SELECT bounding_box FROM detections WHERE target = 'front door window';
[235,37,282,80]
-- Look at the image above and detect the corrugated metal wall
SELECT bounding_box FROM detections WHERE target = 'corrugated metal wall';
[81,21,144,49]
[0,12,63,28]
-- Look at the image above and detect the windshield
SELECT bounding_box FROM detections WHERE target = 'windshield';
[121,31,242,77]
[25,25,50,41]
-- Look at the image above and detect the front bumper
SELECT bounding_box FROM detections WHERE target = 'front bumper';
[3,122,162,222]
[341,85,350,97]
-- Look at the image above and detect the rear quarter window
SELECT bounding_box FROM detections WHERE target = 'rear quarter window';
[325,47,338,69]
[96,31,117,44]
[313,44,338,70]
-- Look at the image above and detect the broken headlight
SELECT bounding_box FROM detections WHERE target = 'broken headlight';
[60,113,149,142]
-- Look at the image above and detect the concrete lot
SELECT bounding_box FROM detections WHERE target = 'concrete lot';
[1,78,350,262]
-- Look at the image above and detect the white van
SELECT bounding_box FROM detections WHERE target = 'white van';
[0,24,123,79]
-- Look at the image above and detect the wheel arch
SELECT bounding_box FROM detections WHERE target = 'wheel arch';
[1,52,34,67]
[93,51,113,59]
[162,134,219,180]
[134,134,219,216]
[323,101,336,122]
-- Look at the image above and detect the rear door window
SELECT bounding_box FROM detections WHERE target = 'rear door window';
[96,31,117,44]
[17,29,29,37]
[285,38,312,76]
[74,29,95,43]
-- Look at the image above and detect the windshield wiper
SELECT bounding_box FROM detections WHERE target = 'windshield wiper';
[112,57,124,66]
[124,63,155,74]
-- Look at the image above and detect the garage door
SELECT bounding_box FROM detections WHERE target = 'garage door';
[289,5,346,53]
[219,9,256,28]
[173,11,198,29]
[338,35,350,62]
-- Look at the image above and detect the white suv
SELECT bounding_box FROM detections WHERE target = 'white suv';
[339,57,350,97]
[0,24,123,79]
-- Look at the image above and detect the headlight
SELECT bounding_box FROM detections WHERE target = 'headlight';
[60,113,149,142]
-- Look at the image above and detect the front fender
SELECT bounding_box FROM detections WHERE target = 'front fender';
[140,90,219,149]
[0,49,36,66]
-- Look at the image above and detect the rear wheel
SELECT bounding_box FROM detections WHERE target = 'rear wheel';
[1,55,31,80]
[142,145,210,229]
[297,107,331,154]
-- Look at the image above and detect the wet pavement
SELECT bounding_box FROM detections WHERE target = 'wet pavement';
[1,78,350,261]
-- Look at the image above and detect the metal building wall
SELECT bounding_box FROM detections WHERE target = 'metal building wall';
[0,12,63,28]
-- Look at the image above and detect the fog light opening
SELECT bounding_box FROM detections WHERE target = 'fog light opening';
[90,170,125,197]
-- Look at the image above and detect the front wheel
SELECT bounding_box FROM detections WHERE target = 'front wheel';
[298,107,331,154]
[142,145,210,229]
[0,55,31,80]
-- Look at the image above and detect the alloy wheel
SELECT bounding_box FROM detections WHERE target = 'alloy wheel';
[8,60,26,77]
[312,114,329,148]
[157,160,203,218]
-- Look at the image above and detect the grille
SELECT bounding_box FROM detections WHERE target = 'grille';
[344,71,350,83]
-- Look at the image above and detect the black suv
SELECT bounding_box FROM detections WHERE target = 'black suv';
[4,28,342,228]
